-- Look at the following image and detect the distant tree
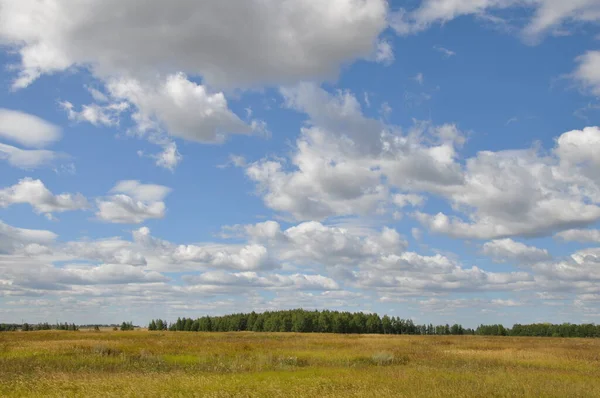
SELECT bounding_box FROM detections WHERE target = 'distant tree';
[148,320,157,331]
[381,315,392,334]
[175,317,184,331]
[183,318,193,332]
[156,319,165,331]
[120,322,134,331]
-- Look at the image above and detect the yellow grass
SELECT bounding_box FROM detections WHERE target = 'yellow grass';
[1,331,600,397]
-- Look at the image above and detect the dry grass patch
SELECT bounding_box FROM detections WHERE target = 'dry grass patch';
[0,331,599,397]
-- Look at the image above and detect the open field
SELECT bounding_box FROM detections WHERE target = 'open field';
[1,331,600,397]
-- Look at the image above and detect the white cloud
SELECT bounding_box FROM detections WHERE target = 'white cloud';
[0,0,388,89]
[532,248,600,284]
[184,271,339,291]
[240,83,600,241]
[63,264,168,285]
[411,228,422,241]
[172,244,274,271]
[0,109,61,148]
[65,238,147,266]
[572,51,600,96]
[433,45,456,58]
[109,180,171,202]
[0,143,61,169]
[374,40,395,65]
[416,126,600,239]
[223,220,409,274]
[126,226,276,272]
[106,73,251,143]
[0,0,389,170]
[279,221,408,265]
[556,229,600,243]
[153,142,182,171]
[391,0,600,42]
[0,259,167,290]
[523,0,600,40]
[61,101,129,126]
[96,181,170,224]
[2,217,600,321]
[355,252,533,295]
[246,84,463,220]
[482,239,551,263]
[556,126,600,166]
[0,220,57,254]
[0,178,88,217]
[96,196,166,224]
[393,193,426,208]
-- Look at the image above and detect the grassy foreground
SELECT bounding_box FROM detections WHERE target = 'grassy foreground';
[1,331,600,397]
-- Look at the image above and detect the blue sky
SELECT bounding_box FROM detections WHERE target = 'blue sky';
[1,0,600,327]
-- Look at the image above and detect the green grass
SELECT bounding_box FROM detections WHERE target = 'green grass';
[1,331,600,397]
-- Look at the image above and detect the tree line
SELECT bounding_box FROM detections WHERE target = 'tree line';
[148,309,600,338]
[0,323,127,332]
[0,322,79,331]
[150,309,474,335]
[477,323,600,338]
[4,309,600,338]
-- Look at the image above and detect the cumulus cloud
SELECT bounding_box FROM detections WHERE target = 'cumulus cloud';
[96,196,167,224]
[2,217,600,321]
[482,239,551,263]
[355,255,533,295]
[96,181,170,224]
[126,226,275,272]
[0,178,88,218]
[416,126,600,239]
[0,220,57,254]
[239,82,600,241]
[172,244,274,271]
[245,84,463,220]
[280,222,408,264]
[532,248,600,286]
[572,51,600,96]
[0,259,167,291]
[0,0,388,89]
[153,142,182,171]
[183,271,339,291]
[228,220,408,268]
[555,229,600,243]
[222,220,539,297]
[110,180,171,202]
[0,0,389,170]
[406,297,525,313]
[105,73,252,143]
[65,238,147,266]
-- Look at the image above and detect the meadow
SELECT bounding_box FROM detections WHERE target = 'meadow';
[1,330,600,397]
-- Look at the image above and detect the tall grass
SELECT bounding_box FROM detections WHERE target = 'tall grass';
[1,331,599,397]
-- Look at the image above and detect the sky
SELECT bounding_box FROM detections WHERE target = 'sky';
[0,0,600,328]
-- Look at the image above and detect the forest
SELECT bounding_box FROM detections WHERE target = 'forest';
[3,309,600,338]
[148,309,600,338]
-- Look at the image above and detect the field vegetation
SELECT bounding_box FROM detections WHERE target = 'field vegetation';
[1,330,600,397]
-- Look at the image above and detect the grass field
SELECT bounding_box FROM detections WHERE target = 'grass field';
[1,331,600,397]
